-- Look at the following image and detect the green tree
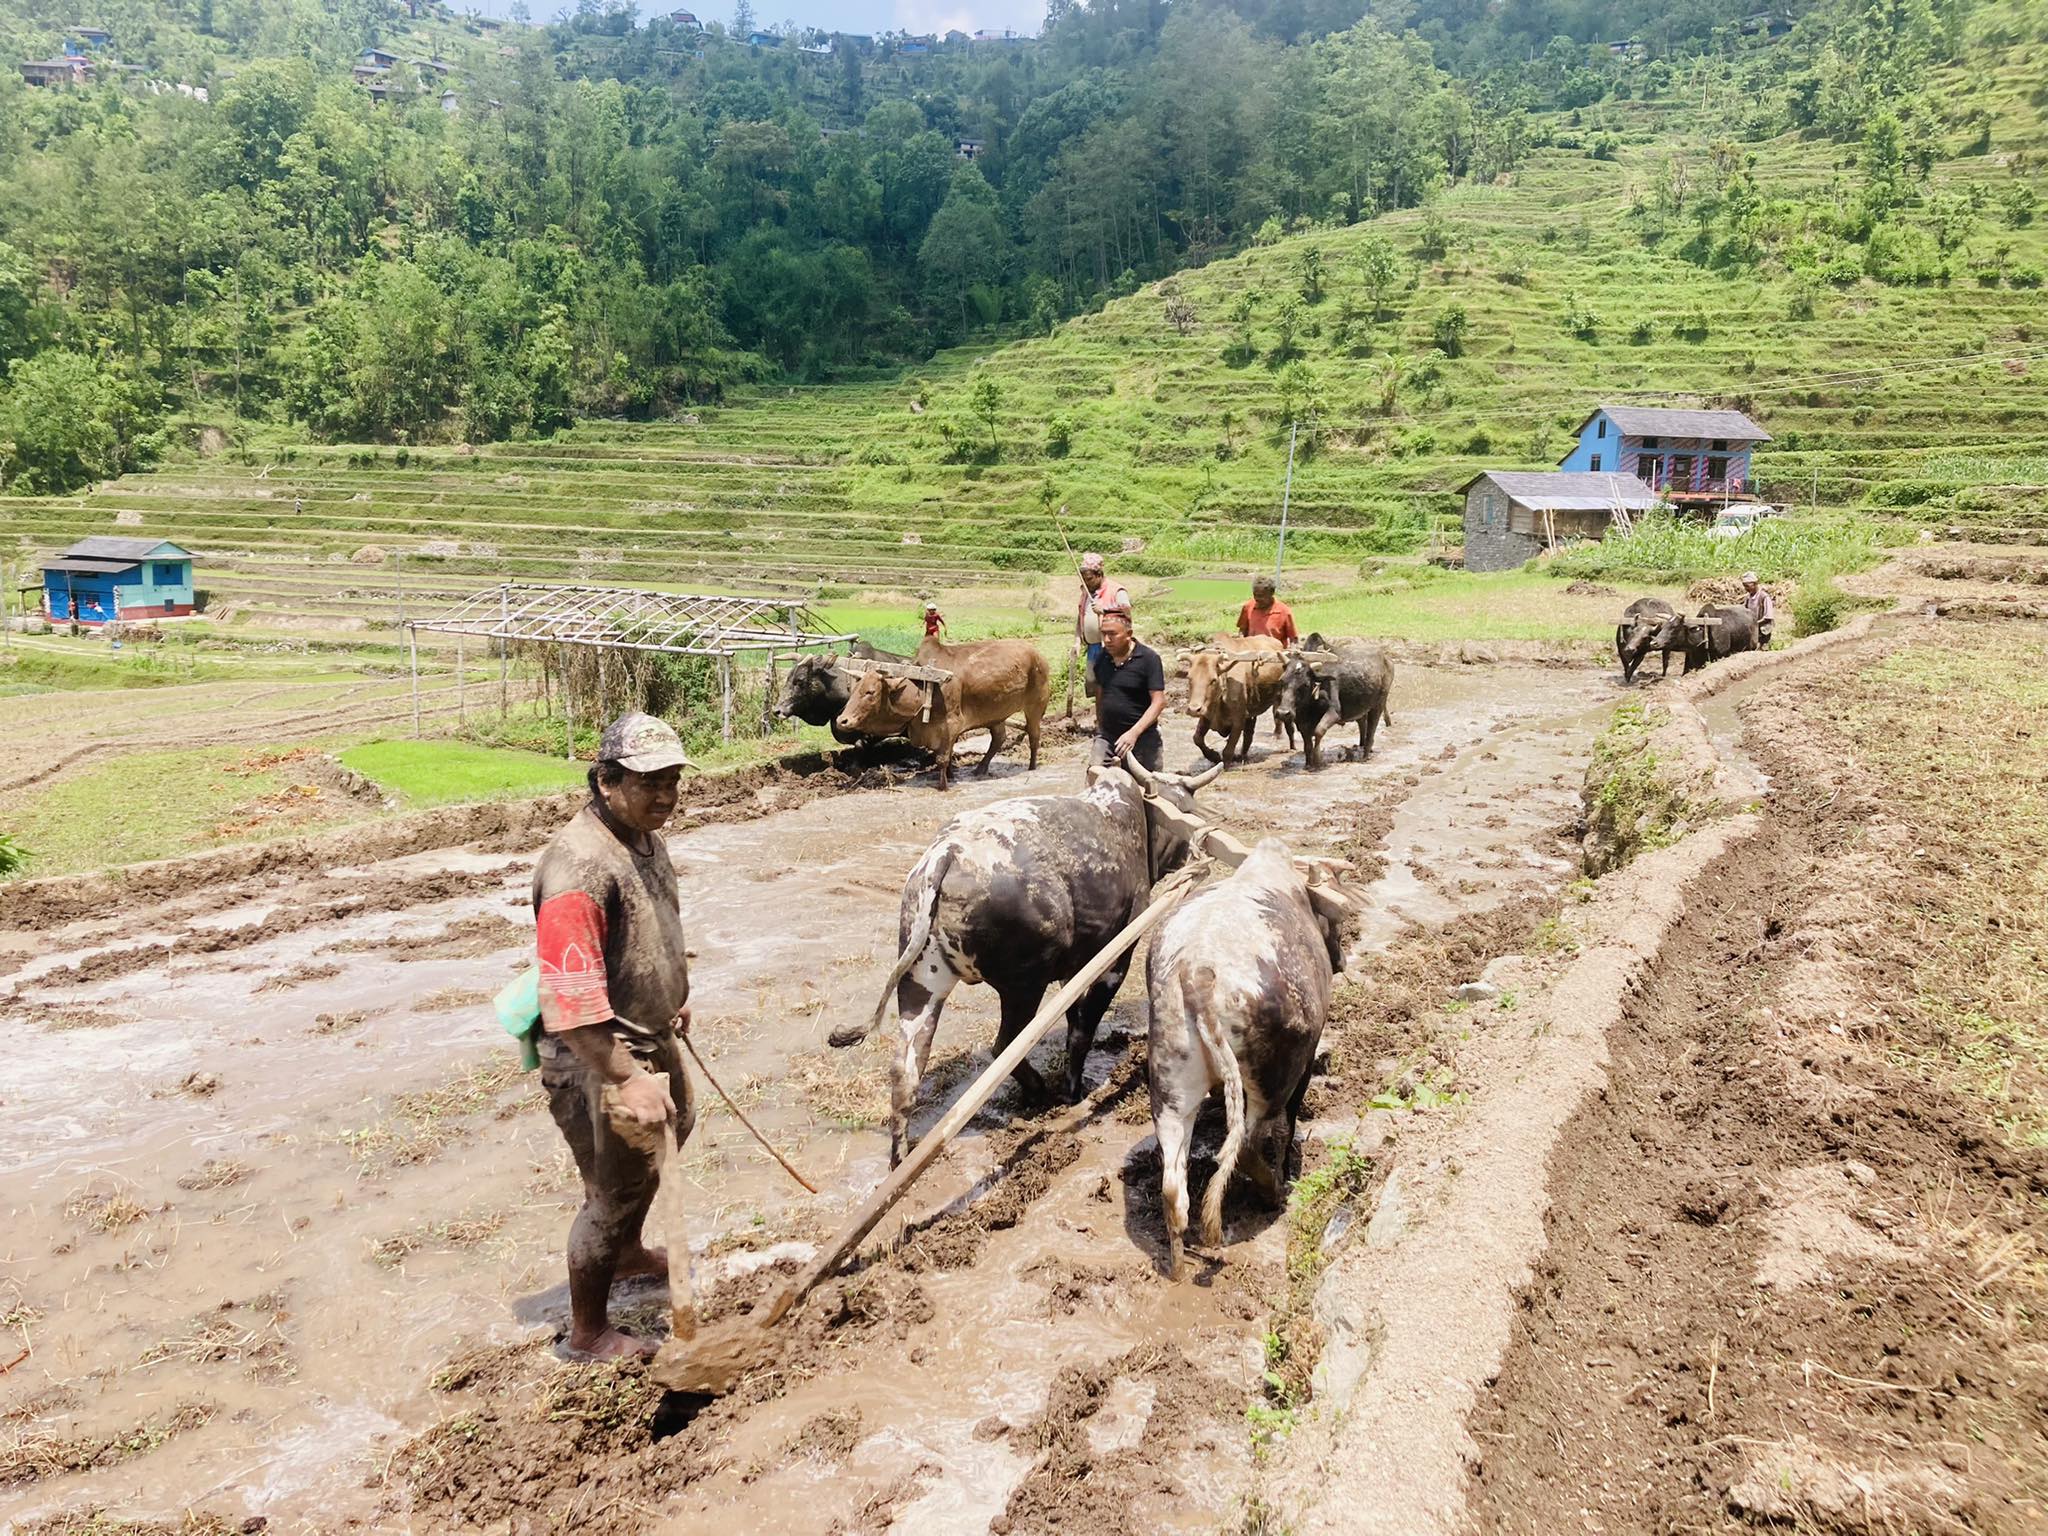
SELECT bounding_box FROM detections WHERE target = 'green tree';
[917,167,1006,329]
[970,374,1003,456]
[1430,303,1468,356]
[1272,296,1305,360]
[0,351,140,495]
[1298,246,1325,302]
[1356,232,1402,322]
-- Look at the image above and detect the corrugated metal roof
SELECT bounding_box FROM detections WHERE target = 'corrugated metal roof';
[41,557,137,574]
[64,536,191,561]
[1458,471,1663,511]
[1586,405,1769,442]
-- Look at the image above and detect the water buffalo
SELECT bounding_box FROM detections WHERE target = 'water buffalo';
[1615,596,1679,683]
[1179,634,1289,765]
[1147,837,1344,1279]
[835,636,1049,790]
[774,642,907,744]
[837,754,1222,1165]
[1661,604,1759,672]
[1280,639,1394,770]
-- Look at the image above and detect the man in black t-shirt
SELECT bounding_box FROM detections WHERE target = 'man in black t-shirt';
[1089,608,1167,771]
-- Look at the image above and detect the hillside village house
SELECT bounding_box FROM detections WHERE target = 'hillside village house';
[1461,402,1769,570]
[1459,472,1662,572]
[20,55,92,86]
[1559,405,1770,505]
[40,538,196,625]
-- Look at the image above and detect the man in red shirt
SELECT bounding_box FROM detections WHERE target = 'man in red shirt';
[1237,574,1299,647]
[923,600,945,639]
[532,712,697,1360]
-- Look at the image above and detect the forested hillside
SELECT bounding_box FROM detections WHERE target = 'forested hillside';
[0,0,2035,496]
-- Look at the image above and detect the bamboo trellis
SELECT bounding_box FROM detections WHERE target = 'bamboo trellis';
[404,582,856,750]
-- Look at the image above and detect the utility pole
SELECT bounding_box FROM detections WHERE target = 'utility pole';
[394,549,405,631]
[1275,420,1300,576]
[1810,465,1819,515]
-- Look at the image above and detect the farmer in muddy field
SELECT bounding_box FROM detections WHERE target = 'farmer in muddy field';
[1237,573,1299,648]
[532,711,697,1361]
[1090,607,1167,772]
[1741,571,1774,649]
[1076,552,1133,699]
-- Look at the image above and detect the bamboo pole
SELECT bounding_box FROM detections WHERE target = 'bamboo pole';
[407,625,421,738]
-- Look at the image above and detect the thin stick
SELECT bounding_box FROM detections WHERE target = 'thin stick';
[681,1034,819,1195]
[0,1347,28,1375]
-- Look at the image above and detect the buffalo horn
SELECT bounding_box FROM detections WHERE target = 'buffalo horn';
[1184,760,1223,790]
[1120,752,1159,792]
[1293,649,1339,664]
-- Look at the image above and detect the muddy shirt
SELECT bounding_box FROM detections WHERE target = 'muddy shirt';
[531,801,689,1053]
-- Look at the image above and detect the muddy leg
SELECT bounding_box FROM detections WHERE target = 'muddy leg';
[545,1050,662,1359]
[1060,973,1122,1102]
[1153,1092,1198,1281]
[994,985,1054,1107]
[935,742,953,790]
[1194,719,1220,763]
[976,721,1008,775]
[1025,703,1043,769]
[1243,1092,1286,1210]
[889,962,958,1167]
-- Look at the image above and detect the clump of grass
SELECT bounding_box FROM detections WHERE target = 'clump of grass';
[1255,1136,1380,1448]
[370,1210,508,1266]
[1581,700,1693,876]
[1790,565,1848,636]
[63,1184,151,1234]
[174,1160,250,1192]
[344,1058,532,1170]
[0,1401,216,1487]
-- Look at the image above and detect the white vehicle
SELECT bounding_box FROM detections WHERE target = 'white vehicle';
[1708,503,1776,538]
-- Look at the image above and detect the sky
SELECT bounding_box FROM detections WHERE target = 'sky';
[461,0,1044,41]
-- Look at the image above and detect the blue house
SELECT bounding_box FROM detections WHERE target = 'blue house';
[747,29,781,45]
[1559,405,1770,505]
[41,538,196,625]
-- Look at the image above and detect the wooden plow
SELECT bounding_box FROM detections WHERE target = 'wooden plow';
[650,770,1356,1395]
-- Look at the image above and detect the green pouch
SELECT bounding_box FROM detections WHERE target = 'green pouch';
[494,964,543,1072]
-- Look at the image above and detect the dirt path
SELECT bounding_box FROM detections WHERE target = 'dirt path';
[1,661,1610,1534]
[1466,622,2048,1535]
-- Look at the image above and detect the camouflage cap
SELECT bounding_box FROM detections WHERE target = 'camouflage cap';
[598,712,695,773]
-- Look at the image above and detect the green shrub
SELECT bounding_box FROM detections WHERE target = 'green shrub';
[1547,511,1882,583]
[0,832,29,878]
[1790,567,1847,636]
[2011,265,2045,288]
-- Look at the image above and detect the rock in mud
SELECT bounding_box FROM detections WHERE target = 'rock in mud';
[1455,980,1501,1003]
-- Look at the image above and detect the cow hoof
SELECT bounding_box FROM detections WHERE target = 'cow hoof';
[826,1022,868,1048]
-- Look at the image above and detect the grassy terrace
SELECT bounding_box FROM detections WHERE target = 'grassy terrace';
[8,56,2048,652]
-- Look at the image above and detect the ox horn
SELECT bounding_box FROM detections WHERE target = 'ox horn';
[1183,760,1223,791]
[1120,752,1160,792]
[1293,649,1339,665]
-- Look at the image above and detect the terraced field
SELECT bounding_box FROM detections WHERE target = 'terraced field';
[7,63,2046,643]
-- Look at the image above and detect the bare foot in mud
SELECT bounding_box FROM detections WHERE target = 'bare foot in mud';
[563,1327,658,1362]
[615,1244,669,1283]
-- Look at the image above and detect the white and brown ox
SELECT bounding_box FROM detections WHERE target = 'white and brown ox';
[1146,837,1345,1278]
[834,636,1050,790]
[833,755,1222,1165]
[1178,634,1291,765]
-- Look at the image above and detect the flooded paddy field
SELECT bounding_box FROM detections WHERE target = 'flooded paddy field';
[3,660,1617,1533]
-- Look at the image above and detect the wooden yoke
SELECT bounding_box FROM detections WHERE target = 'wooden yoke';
[1138,795,1356,930]
[838,655,954,723]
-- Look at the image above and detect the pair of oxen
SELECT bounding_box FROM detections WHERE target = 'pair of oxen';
[1614,596,1766,681]
[829,752,1351,1280]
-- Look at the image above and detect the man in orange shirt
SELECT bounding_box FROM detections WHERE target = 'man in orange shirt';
[1237,574,1299,647]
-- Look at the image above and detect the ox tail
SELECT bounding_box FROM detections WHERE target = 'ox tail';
[1190,964,1248,1249]
[834,849,953,1049]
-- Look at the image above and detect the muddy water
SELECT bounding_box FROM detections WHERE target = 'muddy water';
[1,661,1613,1534]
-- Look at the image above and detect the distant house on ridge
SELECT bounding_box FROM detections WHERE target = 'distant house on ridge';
[20,55,93,86]
[1559,404,1770,505]
[669,8,701,27]
[747,29,781,46]
[40,538,198,626]
[1458,472,1661,572]
[74,25,112,47]
[361,45,399,68]
[955,137,984,160]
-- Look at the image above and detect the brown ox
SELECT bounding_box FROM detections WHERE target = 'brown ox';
[835,636,1050,790]
[1179,634,1288,765]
